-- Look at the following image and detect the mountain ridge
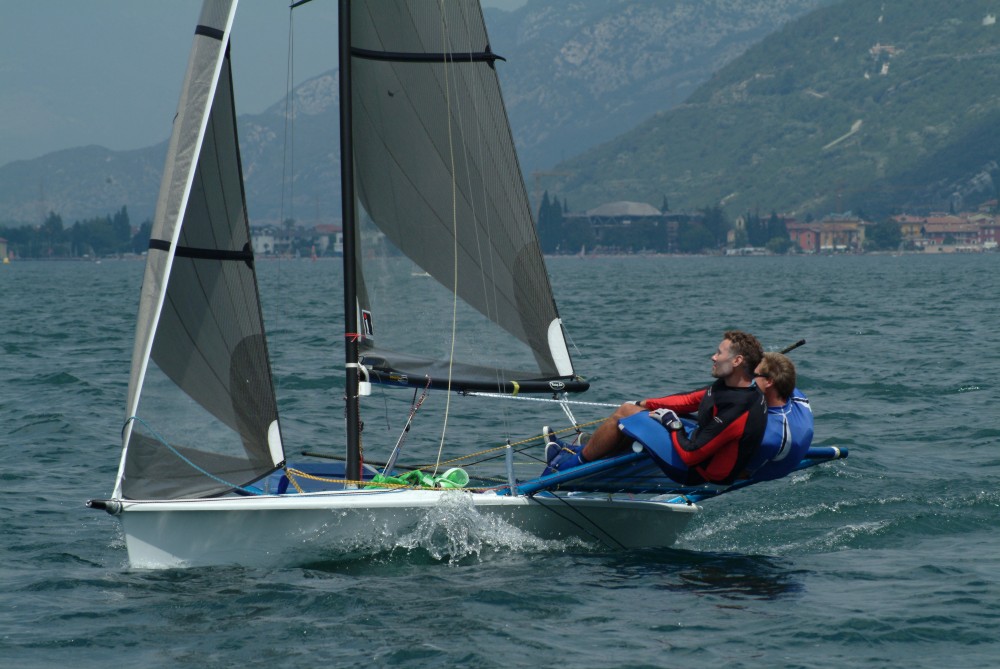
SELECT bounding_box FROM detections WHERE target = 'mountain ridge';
[0,0,834,225]
[549,0,1000,218]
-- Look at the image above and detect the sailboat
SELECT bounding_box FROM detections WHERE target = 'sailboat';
[88,0,844,569]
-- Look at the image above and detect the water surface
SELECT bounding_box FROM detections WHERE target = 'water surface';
[2,253,998,668]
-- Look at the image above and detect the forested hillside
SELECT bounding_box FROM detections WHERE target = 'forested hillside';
[552,0,1000,218]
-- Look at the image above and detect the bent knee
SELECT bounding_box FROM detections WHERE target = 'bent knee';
[612,403,645,420]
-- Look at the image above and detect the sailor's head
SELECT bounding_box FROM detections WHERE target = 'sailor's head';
[754,352,796,400]
[712,330,763,380]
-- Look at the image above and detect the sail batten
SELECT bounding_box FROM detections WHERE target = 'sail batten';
[149,238,254,264]
[194,24,226,41]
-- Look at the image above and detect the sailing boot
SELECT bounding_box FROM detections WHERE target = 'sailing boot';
[543,425,568,464]
[542,426,587,476]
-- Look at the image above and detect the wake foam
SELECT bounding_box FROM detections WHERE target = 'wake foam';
[292,492,591,567]
[394,493,589,563]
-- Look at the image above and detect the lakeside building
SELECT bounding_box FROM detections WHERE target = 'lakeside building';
[584,201,677,253]
[786,214,870,252]
[250,223,343,257]
[250,226,282,256]
[979,219,1000,249]
[891,212,998,251]
[561,201,695,254]
[242,207,1000,258]
[894,214,928,241]
[313,224,343,256]
[922,219,980,248]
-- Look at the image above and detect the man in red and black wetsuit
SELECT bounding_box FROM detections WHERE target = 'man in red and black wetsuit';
[544,330,767,485]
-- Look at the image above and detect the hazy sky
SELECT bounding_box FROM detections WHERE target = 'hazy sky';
[0,0,526,166]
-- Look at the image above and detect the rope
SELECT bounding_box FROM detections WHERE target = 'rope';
[559,397,581,428]
[397,420,603,471]
[286,469,306,494]
[284,467,494,492]
[122,403,602,497]
[433,0,460,477]
[284,420,606,492]
[453,3,510,427]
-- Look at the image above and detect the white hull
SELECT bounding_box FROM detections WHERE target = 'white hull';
[115,489,699,568]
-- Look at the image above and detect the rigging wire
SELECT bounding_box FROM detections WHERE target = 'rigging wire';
[267,5,297,402]
[461,391,619,409]
[281,5,295,225]
[527,493,627,550]
[433,2,554,452]
[123,416,264,496]
[433,0,461,476]
[381,377,432,476]
[455,2,513,436]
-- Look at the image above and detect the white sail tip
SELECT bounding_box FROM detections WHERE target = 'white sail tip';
[268,420,284,466]
[547,319,574,377]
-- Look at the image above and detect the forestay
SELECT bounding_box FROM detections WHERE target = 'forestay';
[115,0,284,500]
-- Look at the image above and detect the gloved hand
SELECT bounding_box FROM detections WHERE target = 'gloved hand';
[650,408,682,431]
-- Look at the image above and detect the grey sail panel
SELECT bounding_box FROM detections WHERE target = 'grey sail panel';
[123,433,267,500]
[350,1,581,390]
[119,0,282,500]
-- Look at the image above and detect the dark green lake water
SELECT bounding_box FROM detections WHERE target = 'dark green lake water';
[2,253,999,668]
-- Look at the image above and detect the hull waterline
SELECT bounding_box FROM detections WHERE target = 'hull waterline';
[112,489,699,568]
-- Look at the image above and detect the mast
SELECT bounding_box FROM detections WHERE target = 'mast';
[338,0,362,481]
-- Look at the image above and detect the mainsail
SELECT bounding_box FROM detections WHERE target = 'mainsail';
[348,1,587,394]
[115,0,283,500]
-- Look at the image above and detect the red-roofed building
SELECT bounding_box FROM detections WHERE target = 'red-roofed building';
[786,214,869,252]
[892,214,925,242]
[980,219,1000,249]
[922,215,976,246]
[891,212,996,250]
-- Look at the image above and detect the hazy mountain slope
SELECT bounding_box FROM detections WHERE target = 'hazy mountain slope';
[0,0,829,225]
[0,145,166,225]
[0,74,341,227]
[489,0,830,180]
[551,0,1000,217]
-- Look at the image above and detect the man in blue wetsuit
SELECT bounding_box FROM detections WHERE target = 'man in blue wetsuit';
[744,351,814,481]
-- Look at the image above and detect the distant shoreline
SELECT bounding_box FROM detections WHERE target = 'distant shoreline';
[4,247,996,265]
